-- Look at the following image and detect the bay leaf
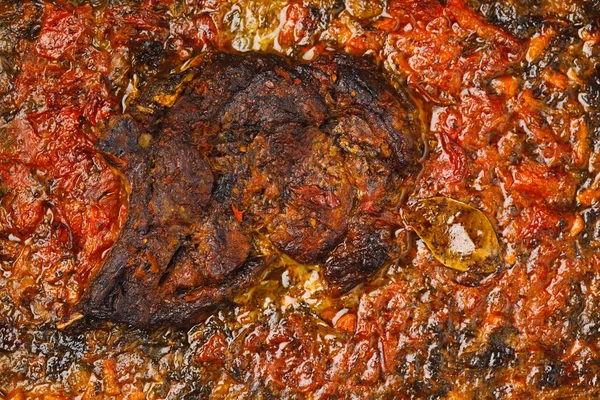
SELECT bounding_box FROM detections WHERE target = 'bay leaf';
[403,197,501,274]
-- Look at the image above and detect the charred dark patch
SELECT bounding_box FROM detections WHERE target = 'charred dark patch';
[462,327,517,370]
[133,40,164,74]
[538,361,565,388]
[475,0,543,39]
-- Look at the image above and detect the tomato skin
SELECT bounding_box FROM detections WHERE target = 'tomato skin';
[278,2,318,47]
[35,5,87,60]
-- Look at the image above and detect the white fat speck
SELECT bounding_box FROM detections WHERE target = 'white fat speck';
[281,269,290,287]
[302,47,317,60]
[448,223,476,255]
[429,106,444,131]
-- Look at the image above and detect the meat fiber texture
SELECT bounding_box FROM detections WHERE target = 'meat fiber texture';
[76,52,421,328]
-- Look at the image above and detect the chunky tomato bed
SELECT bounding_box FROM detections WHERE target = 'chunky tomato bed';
[0,0,599,398]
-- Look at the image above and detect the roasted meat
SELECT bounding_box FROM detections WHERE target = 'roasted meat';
[76,52,420,327]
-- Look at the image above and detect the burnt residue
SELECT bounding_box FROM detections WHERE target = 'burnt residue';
[475,0,543,39]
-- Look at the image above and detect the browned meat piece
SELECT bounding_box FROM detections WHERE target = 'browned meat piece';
[324,220,392,294]
[256,127,355,263]
[75,52,421,327]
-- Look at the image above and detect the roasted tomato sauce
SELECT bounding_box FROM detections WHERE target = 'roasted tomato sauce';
[1,0,600,398]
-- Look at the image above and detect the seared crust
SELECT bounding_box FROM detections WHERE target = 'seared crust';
[77,52,421,327]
